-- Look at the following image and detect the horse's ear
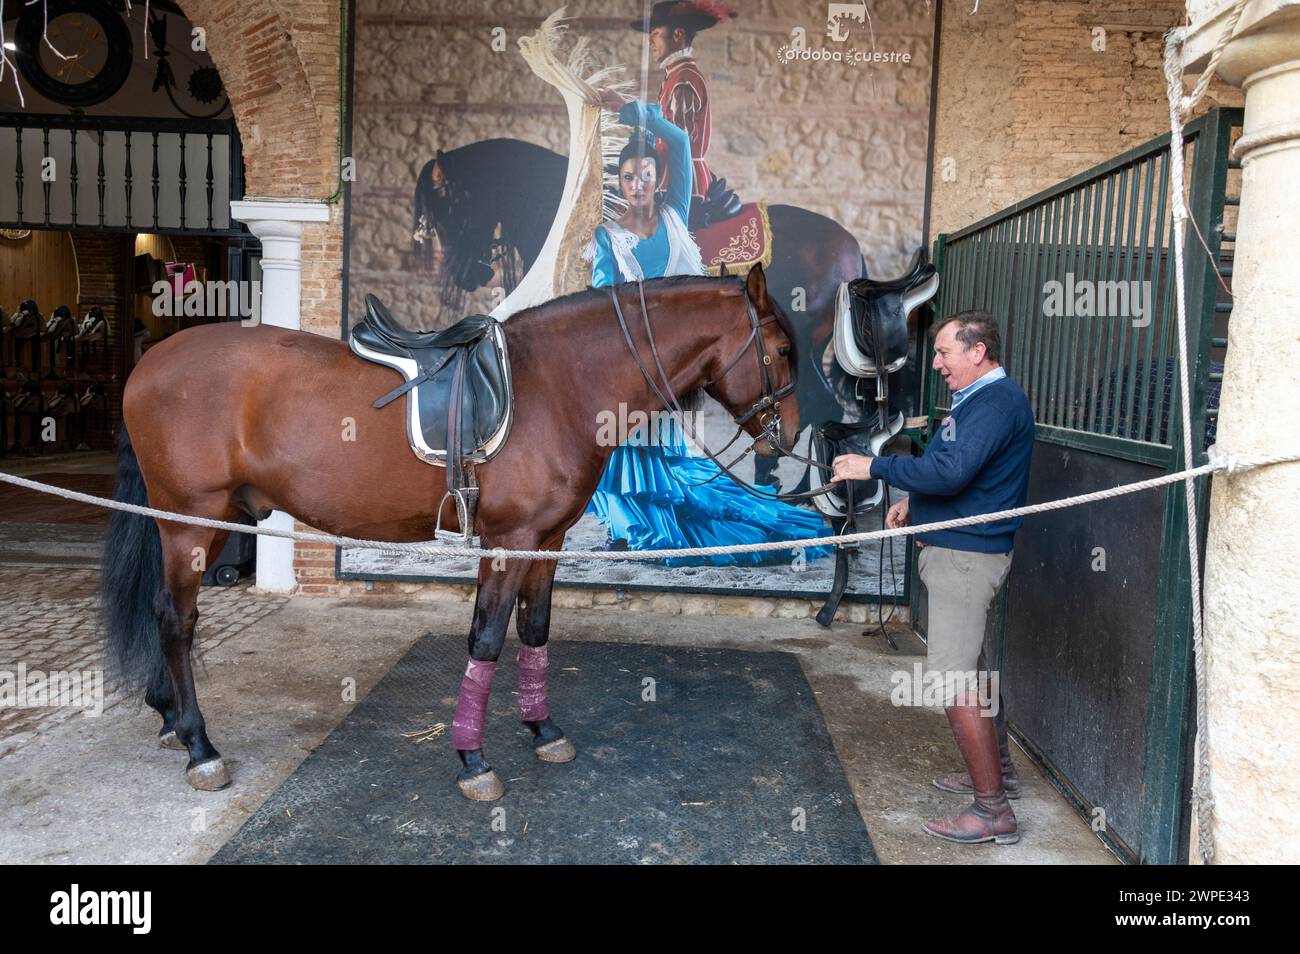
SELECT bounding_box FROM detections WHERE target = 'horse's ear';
[745,262,767,307]
[718,263,729,278]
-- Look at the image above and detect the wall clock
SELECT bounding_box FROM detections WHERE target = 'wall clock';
[14,0,133,108]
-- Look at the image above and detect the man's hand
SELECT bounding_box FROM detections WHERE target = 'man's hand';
[886,496,910,529]
[829,454,874,484]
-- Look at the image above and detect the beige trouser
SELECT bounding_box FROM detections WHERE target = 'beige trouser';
[918,545,1014,706]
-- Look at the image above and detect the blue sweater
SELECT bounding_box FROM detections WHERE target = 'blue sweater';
[870,376,1035,553]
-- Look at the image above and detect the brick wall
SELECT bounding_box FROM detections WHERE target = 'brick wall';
[928,0,1243,239]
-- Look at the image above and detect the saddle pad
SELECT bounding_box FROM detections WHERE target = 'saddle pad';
[349,316,513,467]
[697,202,772,275]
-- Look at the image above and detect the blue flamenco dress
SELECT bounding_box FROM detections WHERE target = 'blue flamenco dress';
[583,101,831,568]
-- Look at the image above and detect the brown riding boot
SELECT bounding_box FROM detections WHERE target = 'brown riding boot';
[932,693,1021,798]
[924,702,1019,845]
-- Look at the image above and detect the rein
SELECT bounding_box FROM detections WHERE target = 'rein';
[608,282,838,504]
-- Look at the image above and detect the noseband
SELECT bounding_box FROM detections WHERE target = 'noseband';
[608,282,836,503]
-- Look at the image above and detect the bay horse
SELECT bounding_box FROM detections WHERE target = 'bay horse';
[100,264,800,800]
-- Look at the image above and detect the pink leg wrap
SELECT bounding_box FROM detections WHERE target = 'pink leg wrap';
[517,644,550,723]
[451,658,496,751]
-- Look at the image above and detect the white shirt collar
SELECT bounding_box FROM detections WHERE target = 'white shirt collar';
[952,366,1006,406]
[659,47,696,70]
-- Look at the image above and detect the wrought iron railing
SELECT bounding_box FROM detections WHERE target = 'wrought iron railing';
[0,112,244,235]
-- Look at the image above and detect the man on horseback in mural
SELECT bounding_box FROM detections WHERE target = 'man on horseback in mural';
[635,1,743,231]
[582,89,831,566]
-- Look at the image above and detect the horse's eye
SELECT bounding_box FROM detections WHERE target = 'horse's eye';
[778,346,791,357]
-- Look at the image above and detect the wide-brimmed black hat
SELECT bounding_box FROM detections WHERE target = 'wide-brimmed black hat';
[631,1,737,34]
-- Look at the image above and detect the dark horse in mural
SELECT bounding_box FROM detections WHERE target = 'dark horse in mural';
[412,138,865,485]
[101,265,800,801]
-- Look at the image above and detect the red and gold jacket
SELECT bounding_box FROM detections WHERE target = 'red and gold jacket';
[657,48,714,198]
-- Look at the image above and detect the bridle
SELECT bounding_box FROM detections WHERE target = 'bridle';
[608,281,838,503]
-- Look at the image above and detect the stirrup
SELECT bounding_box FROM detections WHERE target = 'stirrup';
[435,486,479,544]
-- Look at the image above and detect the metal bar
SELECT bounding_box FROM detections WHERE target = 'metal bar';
[1062,179,1092,429]
[206,133,215,231]
[69,127,77,228]
[0,112,236,135]
[151,132,160,231]
[96,130,106,229]
[1111,156,1145,438]
[1097,166,1131,436]
[1139,150,1171,444]
[1048,186,1078,427]
[41,127,50,227]
[1086,173,1116,433]
[124,131,133,230]
[15,124,24,226]
[1033,423,1173,467]
[178,132,188,231]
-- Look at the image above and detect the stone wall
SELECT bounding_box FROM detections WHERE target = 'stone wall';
[928,0,1243,239]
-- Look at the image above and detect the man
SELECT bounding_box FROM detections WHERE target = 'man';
[830,311,1035,845]
[632,1,737,204]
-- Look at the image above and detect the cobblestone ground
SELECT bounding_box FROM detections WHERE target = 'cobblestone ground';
[0,566,287,758]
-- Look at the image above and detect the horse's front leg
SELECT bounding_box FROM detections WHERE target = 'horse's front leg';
[516,549,576,764]
[452,551,531,801]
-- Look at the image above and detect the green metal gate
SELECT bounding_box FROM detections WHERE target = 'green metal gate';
[924,107,1241,864]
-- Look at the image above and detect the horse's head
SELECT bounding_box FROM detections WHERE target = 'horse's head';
[703,263,800,457]
[412,151,495,293]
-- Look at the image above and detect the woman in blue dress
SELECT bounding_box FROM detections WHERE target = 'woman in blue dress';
[583,93,830,567]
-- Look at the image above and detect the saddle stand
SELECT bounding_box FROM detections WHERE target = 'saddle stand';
[349,294,513,543]
[810,249,939,627]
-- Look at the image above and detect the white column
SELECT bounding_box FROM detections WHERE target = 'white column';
[229,199,331,593]
[1182,1,1300,863]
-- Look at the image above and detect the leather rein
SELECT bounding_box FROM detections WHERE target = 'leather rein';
[608,282,838,504]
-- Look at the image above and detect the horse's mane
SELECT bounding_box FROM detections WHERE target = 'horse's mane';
[510,274,746,324]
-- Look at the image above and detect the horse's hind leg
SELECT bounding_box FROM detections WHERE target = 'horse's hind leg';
[156,516,232,791]
[452,549,533,801]
[516,549,576,764]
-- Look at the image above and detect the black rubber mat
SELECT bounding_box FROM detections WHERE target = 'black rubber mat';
[211,635,877,864]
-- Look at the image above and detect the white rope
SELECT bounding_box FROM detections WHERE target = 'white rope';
[2,450,1295,561]
[1163,0,1250,866]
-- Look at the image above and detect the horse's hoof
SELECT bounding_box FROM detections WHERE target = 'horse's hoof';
[534,737,577,764]
[159,730,185,751]
[186,758,231,791]
[457,769,506,801]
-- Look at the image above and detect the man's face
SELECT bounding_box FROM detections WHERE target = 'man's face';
[932,323,989,392]
[649,25,686,62]
[620,156,658,208]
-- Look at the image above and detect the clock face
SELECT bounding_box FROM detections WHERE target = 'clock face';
[15,0,133,108]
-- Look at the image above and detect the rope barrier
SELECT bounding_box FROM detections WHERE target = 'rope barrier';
[1,450,1294,562]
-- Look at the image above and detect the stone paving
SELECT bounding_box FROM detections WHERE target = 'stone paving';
[0,565,287,759]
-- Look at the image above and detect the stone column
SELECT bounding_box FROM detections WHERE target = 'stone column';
[1182,0,1300,863]
[229,199,332,593]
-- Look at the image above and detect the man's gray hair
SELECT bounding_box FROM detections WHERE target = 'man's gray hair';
[936,310,1002,364]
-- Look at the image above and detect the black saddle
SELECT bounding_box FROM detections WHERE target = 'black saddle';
[9,300,41,339]
[808,409,904,521]
[833,249,938,379]
[349,294,513,541]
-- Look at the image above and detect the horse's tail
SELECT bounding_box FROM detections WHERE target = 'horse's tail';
[99,426,166,703]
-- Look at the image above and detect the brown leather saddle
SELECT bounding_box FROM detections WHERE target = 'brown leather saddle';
[349,294,513,542]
